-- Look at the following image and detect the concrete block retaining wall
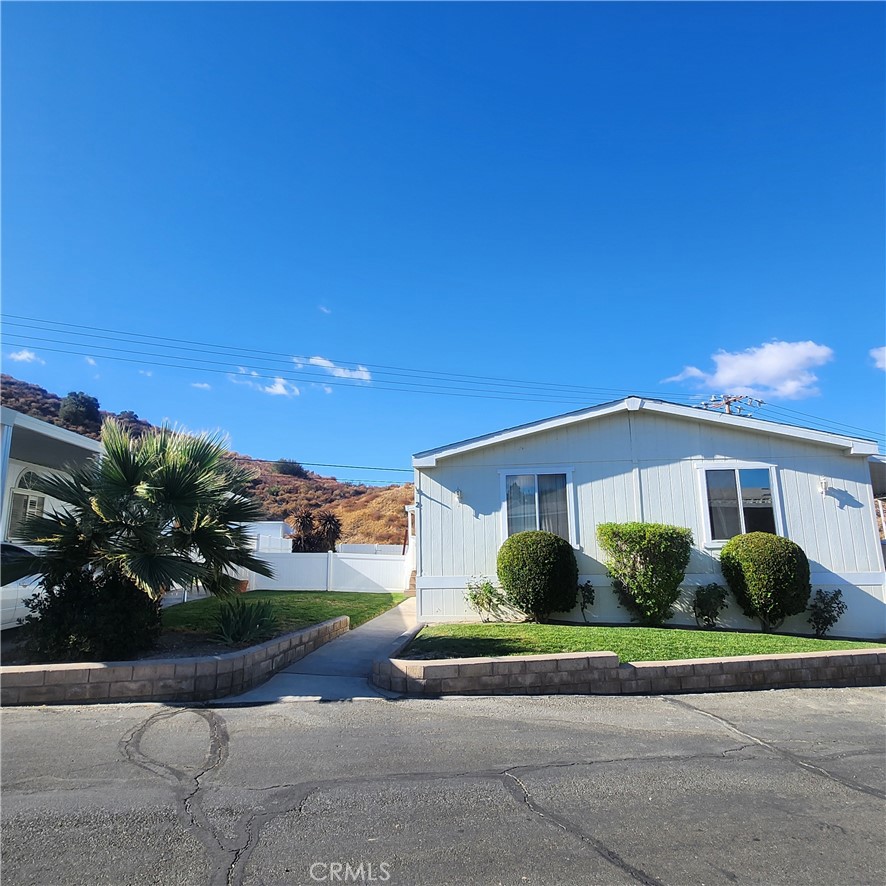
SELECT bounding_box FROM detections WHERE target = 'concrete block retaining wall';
[1,616,349,706]
[371,648,886,696]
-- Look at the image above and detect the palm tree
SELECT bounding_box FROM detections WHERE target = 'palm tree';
[11,420,273,659]
[316,511,342,552]
[289,508,316,553]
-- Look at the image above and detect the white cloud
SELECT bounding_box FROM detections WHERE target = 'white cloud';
[8,349,44,364]
[307,355,372,382]
[191,382,212,390]
[664,340,834,399]
[262,377,300,397]
[85,356,97,366]
[318,305,332,315]
[228,370,298,397]
[322,385,333,394]
[870,346,886,371]
[138,369,153,377]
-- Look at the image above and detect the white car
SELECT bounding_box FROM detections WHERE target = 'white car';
[1,543,41,631]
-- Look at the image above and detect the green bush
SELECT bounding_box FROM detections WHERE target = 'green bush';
[214,596,279,645]
[21,572,161,662]
[719,532,811,632]
[578,581,596,624]
[496,531,578,622]
[596,522,693,626]
[273,458,309,478]
[692,583,728,629]
[465,577,514,622]
[807,588,847,638]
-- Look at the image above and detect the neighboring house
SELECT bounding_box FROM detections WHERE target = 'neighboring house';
[412,397,886,639]
[0,407,102,629]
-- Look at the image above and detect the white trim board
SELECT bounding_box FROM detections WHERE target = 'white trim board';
[413,398,878,467]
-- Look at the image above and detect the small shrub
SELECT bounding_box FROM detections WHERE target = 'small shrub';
[596,522,692,626]
[719,532,811,632]
[465,577,515,622]
[214,597,279,645]
[496,531,578,622]
[578,581,596,624]
[807,588,847,638]
[273,458,309,478]
[22,572,161,662]
[692,583,728,629]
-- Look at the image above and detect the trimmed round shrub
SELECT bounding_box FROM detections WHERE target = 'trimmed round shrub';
[496,531,578,622]
[719,532,811,632]
[596,522,693,626]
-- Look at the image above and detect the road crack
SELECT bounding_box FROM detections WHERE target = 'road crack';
[500,766,666,886]
[662,696,886,800]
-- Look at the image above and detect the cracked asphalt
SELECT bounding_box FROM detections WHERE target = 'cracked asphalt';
[1,687,884,886]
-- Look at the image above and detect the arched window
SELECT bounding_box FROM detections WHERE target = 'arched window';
[7,471,45,541]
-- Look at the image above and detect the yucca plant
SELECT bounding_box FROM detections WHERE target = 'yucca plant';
[214,597,279,645]
[9,419,274,660]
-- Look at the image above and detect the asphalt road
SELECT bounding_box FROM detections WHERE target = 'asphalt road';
[1,687,884,886]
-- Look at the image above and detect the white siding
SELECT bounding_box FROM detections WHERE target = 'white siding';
[416,409,886,637]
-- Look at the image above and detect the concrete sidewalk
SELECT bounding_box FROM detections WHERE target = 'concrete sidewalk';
[216,597,417,704]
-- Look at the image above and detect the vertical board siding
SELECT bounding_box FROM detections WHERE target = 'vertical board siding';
[416,409,885,634]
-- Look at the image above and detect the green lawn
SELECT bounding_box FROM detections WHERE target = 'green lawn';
[405,622,885,663]
[162,590,408,636]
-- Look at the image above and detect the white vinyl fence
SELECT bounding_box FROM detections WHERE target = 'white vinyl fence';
[249,551,411,593]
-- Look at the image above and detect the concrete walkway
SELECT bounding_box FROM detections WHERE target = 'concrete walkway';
[217,597,417,704]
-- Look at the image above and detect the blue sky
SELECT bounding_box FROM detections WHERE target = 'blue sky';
[3,2,884,482]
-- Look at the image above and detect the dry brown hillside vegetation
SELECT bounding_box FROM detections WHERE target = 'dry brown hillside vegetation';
[2,375,413,545]
[242,456,413,545]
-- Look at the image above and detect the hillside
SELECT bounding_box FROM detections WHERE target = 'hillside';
[1,375,413,545]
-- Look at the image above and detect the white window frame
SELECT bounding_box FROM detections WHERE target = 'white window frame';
[696,460,784,549]
[498,465,578,548]
[6,470,46,542]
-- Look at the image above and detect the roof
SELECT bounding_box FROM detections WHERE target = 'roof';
[869,455,886,499]
[1,407,102,471]
[413,397,880,468]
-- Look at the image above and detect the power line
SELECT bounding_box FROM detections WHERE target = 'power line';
[1,313,698,400]
[4,313,883,443]
[229,455,411,473]
[2,337,614,405]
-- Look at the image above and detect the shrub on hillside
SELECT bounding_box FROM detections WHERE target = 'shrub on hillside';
[496,531,578,622]
[596,522,693,626]
[719,532,811,632]
[59,391,101,430]
[273,458,309,479]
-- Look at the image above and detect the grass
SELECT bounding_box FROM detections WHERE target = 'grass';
[405,622,885,663]
[162,590,408,637]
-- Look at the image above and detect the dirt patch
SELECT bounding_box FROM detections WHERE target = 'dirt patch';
[0,627,233,666]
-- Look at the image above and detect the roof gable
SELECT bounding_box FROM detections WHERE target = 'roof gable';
[413,397,878,467]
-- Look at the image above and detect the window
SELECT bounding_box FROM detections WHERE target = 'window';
[7,472,45,541]
[704,466,777,542]
[503,472,570,541]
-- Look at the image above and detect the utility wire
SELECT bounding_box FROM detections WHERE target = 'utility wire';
[4,314,883,443]
[1,313,698,399]
[3,338,618,406]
